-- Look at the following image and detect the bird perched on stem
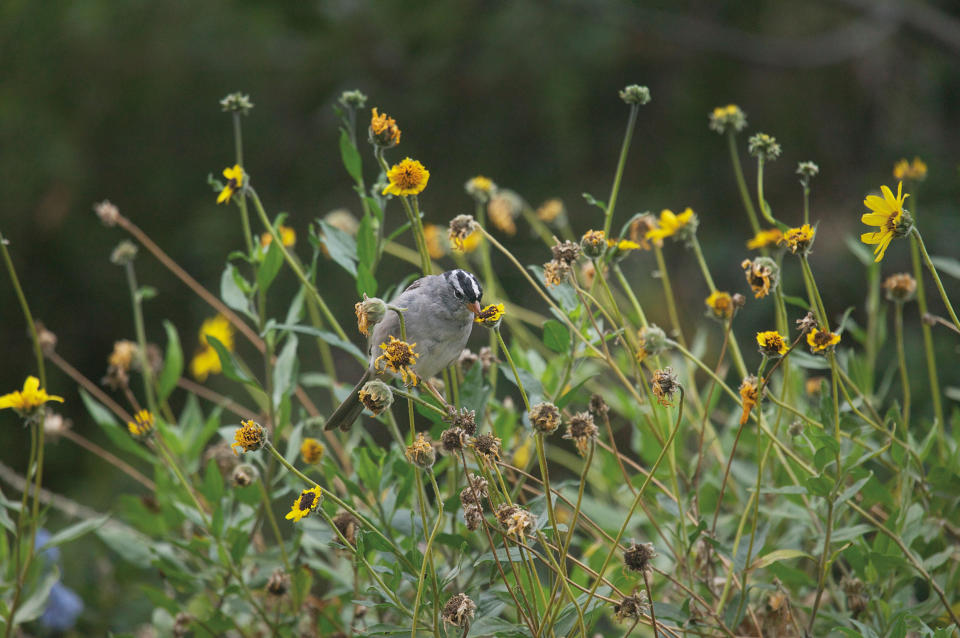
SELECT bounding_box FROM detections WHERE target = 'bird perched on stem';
[325,269,483,431]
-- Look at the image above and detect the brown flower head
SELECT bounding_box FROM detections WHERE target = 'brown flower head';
[795,311,818,335]
[405,432,436,470]
[705,291,736,321]
[623,542,657,574]
[442,593,477,629]
[756,331,789,358]
[588,394,609,420]
[449,214,479,251]
[614,592,649,621]
[266,568,290,597]
[472,433,502,461]
[441,427,470,454]
[358,379,394,415]
[842,577,868,618]
[651,368,681,407]
[563,411,599,456]
[94,200,120,226]
[104,340,139,389]
[741,257,780,299]
[529,402,561,435]
[464,506,484,531]
[333,511,360,546]
[807,328,840,354]
[883,273,917,303]
[374,336,419,386]
[628,214,658,247]
[495,504,536,540]
[230,463,259,487]
[461,473,489,505]
[543,259,571,287]
[551,239,581,265]
[638,324,669,357]
[445,406,477,435]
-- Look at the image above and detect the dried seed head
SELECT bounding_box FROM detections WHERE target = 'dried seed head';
[588,394,609,419]
[463,506,484,531]
[358,379,394,415]
[472,433,502,461]
[110,240,139,266]
[460,474,489,506]
[623,542,657,574]
[551,239,581,265]
[883,272,917,303]
[333,511,360,546]
[742,257,780,299]
[748,132,782,161]
[614,592,649,621]
[35,321,57,355]
[739,375,760,425]
[42,410,72,439]
[495,503,536,540]
[442,593,477,629]
[445,406,477,436]
[796,311,818,335]
[230,463,259,487]
[441,427,469,453]
[458,348,478,370]
[529,402,561,435]
[94,200,120,226]
[172,612,193,638]
[788,420,804,437]
[563,411,599,456]
[449,214,479,251]
[405,432,436,470]
[543,259,571,287]
[355,295,387,336]
[842,577,869,618]
[651,368,681,407]
[619,84,651,106]
[638,324,669,356]
[265,568,290,596]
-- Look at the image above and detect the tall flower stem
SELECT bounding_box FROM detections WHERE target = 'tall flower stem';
[690,236,747,378]
[603,104,640,237]
[495,327,530,412]
[232,113,254,256]
[909,235,944,432]
[248,189,349,342]
[612,263,649,328]
[894,301,910,430]
[582,391,684,608]
[911,228,960,331]
[476,201,501,393]
[755,158,779,227]
[123,261,159,417]
[653,245,684,346]
[726,131,761,235]
[375,153,431,275]
[257,479,291,571]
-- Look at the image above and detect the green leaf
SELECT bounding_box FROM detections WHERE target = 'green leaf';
[339,128,363,184]
[157,321,183,402]
[318,220,358,277]
[256,236,284,294]
[750,548,812,570]
[356,213,376,267]
[13,568,59,624]
[220,264,252,316]
[138,285,158,301]
[269,323,366,363]
[804,474,833,498]
[272,334,299,411]
[44,515,110,549]
[206,335,254,385]
[78,389,154,463]
[582,192,607,212]
[356,261,377,297]
[930,255,960,280]
[201,457,225,505]
[542,319,570,353]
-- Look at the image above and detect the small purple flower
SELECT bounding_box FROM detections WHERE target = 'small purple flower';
[40,582,83,631]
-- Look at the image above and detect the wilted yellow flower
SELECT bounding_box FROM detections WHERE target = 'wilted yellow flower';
[705,291,735,320]
[892,157,927,182]
[807,328,841,354]
[742,258,779,299]
[536,198,565,223]
[217,165,244,204]
[354,295,387,336]
[861,182,911,263]
[127,409,155,439]
[651,368,680,407]
[300,438,324,464]
[487,191,521,236]
[739,376,759,425]
[423,224,449,259]
[474,303,505,328]
[231,419,267,455]
[0,376,64,414]
[465,175,496,203]
[747,228,783,250]
[563,411,598,456]
[383,158,430,196]
[448,214,478,251]
[756,331,788,357]
[405,432,436,469]
[374,336,419,386]
[646,208,697,243]
[358,379,394,415]
[260,225,296,248]
[285,486,323,523]
[495,504,535,541]
[779,224,815,255]
[543,260,570,287]
[190,315,235,382]
[369,107,401,148]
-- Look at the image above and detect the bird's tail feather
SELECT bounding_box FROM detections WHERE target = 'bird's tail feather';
[324,370,372,431]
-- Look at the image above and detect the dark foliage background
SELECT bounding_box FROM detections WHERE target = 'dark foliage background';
[1,1,959,632]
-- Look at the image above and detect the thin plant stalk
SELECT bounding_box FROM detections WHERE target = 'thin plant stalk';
[911,227,960,331]
[894,300,910,430]
[726,131,761,235]
[909,234,944,432]
[603,103,640,237]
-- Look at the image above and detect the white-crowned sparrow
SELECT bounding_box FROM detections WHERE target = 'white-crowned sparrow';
[324,268,483,430]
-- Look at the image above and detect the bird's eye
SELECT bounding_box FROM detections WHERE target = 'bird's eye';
[454,289,464,299]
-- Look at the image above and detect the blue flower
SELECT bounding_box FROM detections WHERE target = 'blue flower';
[35,528,61,564]
[40,582,83,631]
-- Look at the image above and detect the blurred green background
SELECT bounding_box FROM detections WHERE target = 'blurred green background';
[2,0,960,632]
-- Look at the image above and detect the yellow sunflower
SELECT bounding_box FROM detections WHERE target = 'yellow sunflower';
[861,182,909,263]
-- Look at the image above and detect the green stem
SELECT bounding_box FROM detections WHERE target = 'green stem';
[232,113,255,256]
[258,479,291,571]
[612,263,648,328]
[603,104,640,236]
[248,189,349,342]
[124,262,158,415]
[909,233,944,439]
[726,131,761,235]
[756,157,778,227]
[690,235,747,378]
[912,228,960,331]
[894,301,910,431]
[653,245,684,345]
[495,327,530,412]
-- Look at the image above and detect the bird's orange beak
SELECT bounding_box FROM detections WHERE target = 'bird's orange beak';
[468,301,482,315]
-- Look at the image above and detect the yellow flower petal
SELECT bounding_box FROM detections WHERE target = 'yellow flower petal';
[860,213,888,226]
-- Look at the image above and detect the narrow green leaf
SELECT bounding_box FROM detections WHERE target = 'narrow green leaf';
[78,389,154,463]
[339,128,363,184]
[318,220,358,277]
[542,319,570,353]
[930,255,960,280]
[206,336,254,385]
[272,334,299,410]
[157,320,183,402]
[220,264,252,316]
[356,261,377,297]
[749,548,812,570]
[44,515,111,549]
[256,237,284,294]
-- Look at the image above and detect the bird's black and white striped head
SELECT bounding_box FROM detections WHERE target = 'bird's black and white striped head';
[443,269,483,311]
